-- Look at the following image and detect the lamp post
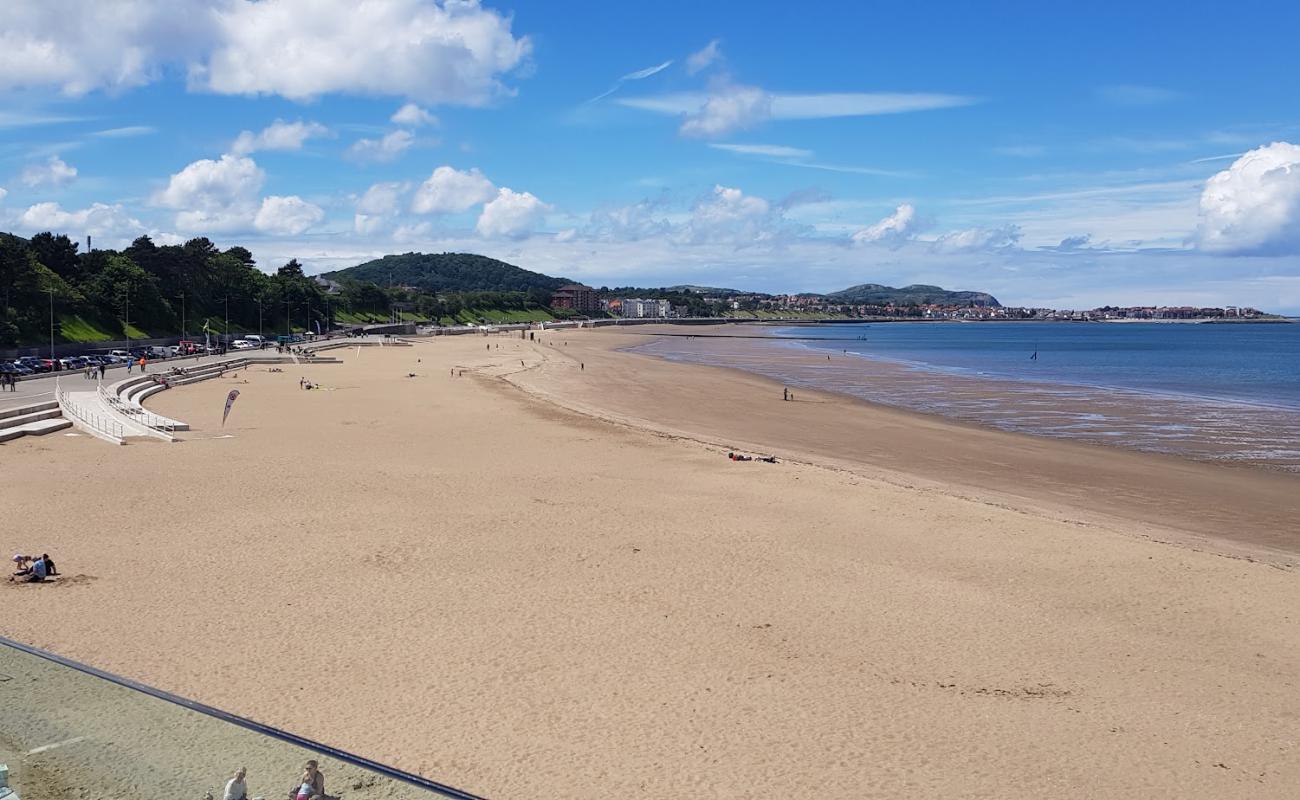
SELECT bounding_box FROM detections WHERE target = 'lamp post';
[224,295,229,352]
[180,292,186,341]
[48,289,55,361]
[257,298,263,339]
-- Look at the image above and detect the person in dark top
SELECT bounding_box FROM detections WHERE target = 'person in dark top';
[41,553,57,576]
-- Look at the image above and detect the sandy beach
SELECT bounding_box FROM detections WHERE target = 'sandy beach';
[2,329,1297,798]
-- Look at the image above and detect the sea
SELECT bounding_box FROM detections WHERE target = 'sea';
[631,321,1300,472]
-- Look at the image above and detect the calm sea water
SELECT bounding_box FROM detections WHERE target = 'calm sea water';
[632,321,1300,471]
[781,321,1300,410]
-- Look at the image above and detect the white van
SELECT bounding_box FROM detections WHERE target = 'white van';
[243,334,265,344]
[231,339,255,350]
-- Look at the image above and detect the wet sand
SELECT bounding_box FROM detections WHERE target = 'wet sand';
[1,332,1297,798]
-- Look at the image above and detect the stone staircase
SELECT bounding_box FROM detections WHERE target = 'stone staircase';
[0,400,72,443]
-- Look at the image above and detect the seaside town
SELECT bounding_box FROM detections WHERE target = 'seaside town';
[547,282,1274,322]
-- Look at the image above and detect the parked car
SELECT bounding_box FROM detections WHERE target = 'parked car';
[7,362,35,376]
[17,357,49,373]
[231,339,254,350]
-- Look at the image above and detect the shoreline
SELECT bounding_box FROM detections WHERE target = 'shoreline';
[510,326,1300,563]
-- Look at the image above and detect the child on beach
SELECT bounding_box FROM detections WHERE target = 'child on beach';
[290,760,324,800]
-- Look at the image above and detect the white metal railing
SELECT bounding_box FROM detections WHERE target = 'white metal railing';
[57,385,124,444]
[98,383,176,437]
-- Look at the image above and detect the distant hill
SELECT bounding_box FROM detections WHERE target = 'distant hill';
[663,284,748,295]
[826,283,1000,307]
[324,252,570,294]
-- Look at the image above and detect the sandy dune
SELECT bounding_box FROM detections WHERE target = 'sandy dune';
[2,331,1296,798]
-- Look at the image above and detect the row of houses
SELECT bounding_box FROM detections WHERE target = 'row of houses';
[550,285,681,318]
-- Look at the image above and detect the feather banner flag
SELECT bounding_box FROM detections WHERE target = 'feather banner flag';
[222,389,240,427]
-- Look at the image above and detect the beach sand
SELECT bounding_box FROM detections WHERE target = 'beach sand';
[1,331,1297,798]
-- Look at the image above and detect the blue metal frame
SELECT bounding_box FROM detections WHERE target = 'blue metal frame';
[0,635,487,800]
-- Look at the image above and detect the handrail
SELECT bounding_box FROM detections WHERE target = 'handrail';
[98,383,176,438]
[0,635,487,800]
[56,384,124,444]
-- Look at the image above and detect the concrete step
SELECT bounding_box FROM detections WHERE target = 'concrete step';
[0,400,59,421]
[0,417,71,443]
[0,407,64,431]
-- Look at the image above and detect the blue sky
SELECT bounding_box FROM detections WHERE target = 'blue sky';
[2,0,1300,311]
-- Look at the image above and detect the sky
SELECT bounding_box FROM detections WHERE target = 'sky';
[2,0,1300,312]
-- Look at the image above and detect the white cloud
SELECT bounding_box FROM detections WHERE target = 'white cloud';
[554,228,577,242]
[1197,141,1300,255]
[346,130,415,164]
[682,184,793,244]
[154,154,263,211]
[196,0,531,104]
[231,119,329,155]
[851,203,918,247]
[90,126,156,138]
[619,91,978,121]
[20,156,78,189]
[686,39,722,74]
[356,182,407,216]
[931,225,1022,253]
[586,199,673,242]
[254,195,324,235]
[391,103,439,127]
[680,84,772,138]
[709,143,813,159]
[152,153,265,232]
[0,1,210,96]
[476,187,549,238]
[17,201,144,239]
[354,214,386,236]
[0,187,6,202]
[411,166,496,214]
[586,59,674,104]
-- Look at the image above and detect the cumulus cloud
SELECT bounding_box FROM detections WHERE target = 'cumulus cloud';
[0,187,7,202]
[346,130,415,164]
[476,187,549,238]
[1197,141,1300,255]
[682,184,794,244]
[196,0,531,104]
[686,39,722,74]
[391,103,439,127]
[254,195,325,235]
[411,166,496,214]
[931,224,1022,253]
[18,201,144,239]
[152,153,269,232]
[0,1,209,96]
[680,84,772,138]
[0,0,530,104]
[356,182,407,216]
[851,203,917,247]
[586,198,672,242]
[20,156,78,189]
[231,119,329,155]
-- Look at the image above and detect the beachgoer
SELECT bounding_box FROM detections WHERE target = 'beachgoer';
[290,760,324,800]
[223,767,248,800]
[126,358,133,374]
[23,555,48,583]
[783,387,789,401]
[99,363,106,379]
[11,554,32,580]
[140,356,148,372]
[41,553,57,576]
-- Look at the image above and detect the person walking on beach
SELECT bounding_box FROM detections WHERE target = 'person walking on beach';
[98,363,106,380]
[140,356,148,373]
[783,387,789,401]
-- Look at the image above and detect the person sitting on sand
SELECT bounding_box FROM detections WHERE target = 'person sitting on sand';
[759,455,778,464]
[20,555,48,583]
[223,767,248,800]
[40,553,57,576]
[290,760,324,800]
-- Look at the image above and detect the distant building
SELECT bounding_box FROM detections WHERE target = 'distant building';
[550,284,600,314]
[314,277,343,295]
[620,298,672,318]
